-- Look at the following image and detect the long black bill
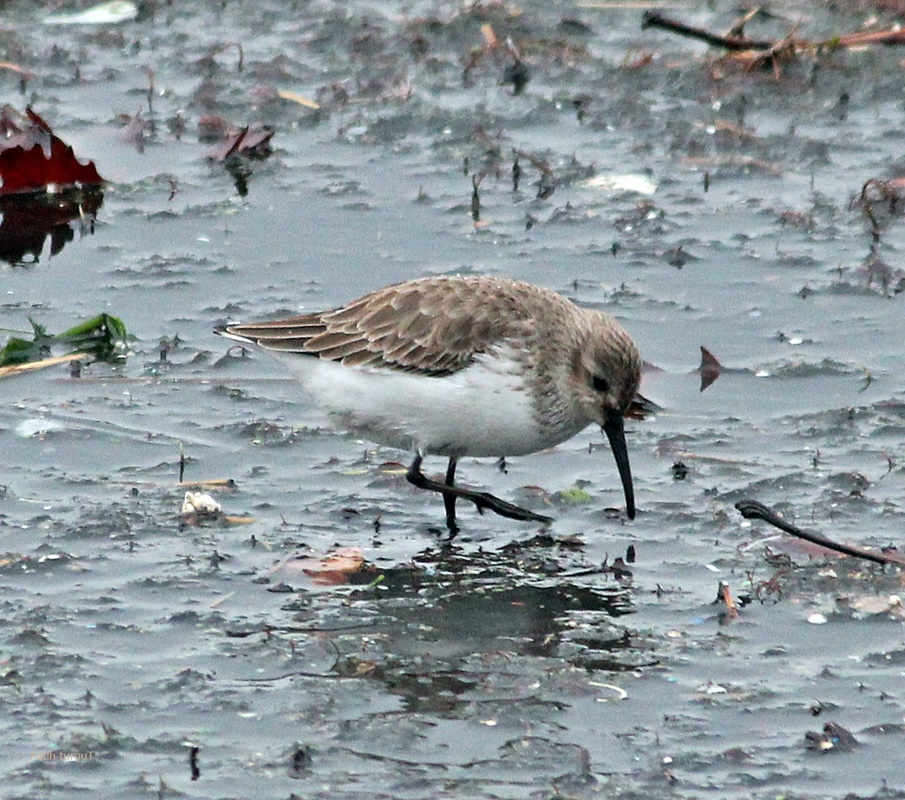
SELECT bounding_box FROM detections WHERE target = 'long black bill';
[603,413,636,519]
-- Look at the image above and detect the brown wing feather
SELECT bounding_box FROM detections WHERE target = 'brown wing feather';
[222,276,561,376]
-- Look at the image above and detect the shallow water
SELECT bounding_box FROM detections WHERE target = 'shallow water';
[1,1,904,798]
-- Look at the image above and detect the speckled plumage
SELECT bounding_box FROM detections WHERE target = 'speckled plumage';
[216,275,642,525]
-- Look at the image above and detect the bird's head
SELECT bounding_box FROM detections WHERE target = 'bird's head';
[569,313,642,518]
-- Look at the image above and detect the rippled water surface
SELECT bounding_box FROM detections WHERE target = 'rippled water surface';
[1,1,904,798]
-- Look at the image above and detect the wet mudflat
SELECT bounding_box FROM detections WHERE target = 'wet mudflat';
[1,1,904,797]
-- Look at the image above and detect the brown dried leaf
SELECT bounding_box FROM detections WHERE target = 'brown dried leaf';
[699,346,721,392]
[291,547,366,585]
[205,125,275,162]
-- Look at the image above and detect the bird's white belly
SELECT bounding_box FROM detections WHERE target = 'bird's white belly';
[275,350,584,458]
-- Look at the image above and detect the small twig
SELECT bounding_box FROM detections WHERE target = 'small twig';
[0,61,33,79]
[724,7,762,39]
[0,352,91,380]
[237,668,339,682]
[189,746,200,781]
[644,11,905,56]
[735,500,905,567]
[224,622,379,637]
[642,11,775,50]
[512,147,555,180]
[739,29,798,77]
[831,29,905,48]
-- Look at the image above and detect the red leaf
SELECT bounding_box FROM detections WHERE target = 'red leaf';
[0,107,104,195]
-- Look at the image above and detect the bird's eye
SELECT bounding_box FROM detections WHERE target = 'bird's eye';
[590,374,610,393]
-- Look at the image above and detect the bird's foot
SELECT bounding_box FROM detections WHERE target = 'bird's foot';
[407,456,552,525]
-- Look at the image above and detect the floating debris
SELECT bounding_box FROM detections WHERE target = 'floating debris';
[736,499,905,567]
[579,173,657,195]
[0,314,128,370]
[287,547,368,586]
[0,352,91,380]
[0,107,104,195]
[716,580,739,623]
[277,89,320,110]
[206,126,275,162]
[804,722,858,753]
[43,0,138,25]
[14,418,66,438]
[181,492,222,516]
[699,346,722,392]
[589,682,629,702]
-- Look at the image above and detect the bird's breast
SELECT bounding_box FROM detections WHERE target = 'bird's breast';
[272,347,589,458]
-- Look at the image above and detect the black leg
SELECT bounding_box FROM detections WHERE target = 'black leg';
[406,454,552,525]
[443,457,459,533]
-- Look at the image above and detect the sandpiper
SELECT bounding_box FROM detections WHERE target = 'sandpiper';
[215,275,642,531]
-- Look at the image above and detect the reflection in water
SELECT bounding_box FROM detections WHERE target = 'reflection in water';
[0,188,103,265]
[328,552,643,712]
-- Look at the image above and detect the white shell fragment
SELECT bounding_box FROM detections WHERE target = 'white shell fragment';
[579,173,657,196]
[181,491,222,515]
[15,418,66,438]
[44,1,138,25]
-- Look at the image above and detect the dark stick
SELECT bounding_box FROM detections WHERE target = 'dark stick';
[407,454,552,525]
[643,10,905,55]
[512,148,554,180]
[642,11,776,51]
[735,500,904,567]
